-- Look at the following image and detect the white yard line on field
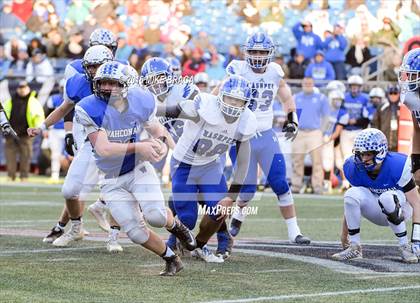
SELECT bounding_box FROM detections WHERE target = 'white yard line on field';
[199,285,420,303]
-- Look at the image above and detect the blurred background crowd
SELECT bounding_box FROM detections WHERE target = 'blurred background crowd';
[0,0,419,193]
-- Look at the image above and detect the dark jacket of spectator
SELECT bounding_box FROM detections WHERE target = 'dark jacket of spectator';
[345,42,372,68]
[292,21,322,60]
[27,38,46,58]
[287,52,309,79]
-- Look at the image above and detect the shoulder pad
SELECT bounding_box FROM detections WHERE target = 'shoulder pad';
[238,108,257,138]
[196,93,223,125]
[226,60,243,75]
[268,62,285,78]
[127,87,156,122]
[77,95,106,127]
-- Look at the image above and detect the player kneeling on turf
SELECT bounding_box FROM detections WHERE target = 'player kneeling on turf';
[75,61,196,276]
[332,128,420,263]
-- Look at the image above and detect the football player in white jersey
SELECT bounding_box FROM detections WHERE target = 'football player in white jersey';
[141,58,234,257]
[156,75,256,262]
[225,32,310,244]
[332,129,419,263]
[398,48,420,257]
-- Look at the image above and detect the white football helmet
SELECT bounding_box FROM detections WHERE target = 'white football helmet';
[89,28,118,54]
[125,65,139,88]
[326,80,346,94]
[369,87,385,99]
[82,45,113,80]
[93,61,129,101]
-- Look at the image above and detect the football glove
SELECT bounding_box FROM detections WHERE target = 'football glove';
[64,132,75,156]
[412,241,420,257]
[282,112,298,141]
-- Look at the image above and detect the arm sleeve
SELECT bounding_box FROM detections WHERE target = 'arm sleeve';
[338,35,348,50]
[327,63,336,80]
[74,105,100,135]
[292,23,303,40]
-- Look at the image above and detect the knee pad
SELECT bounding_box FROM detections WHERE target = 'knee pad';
[61,179,81,200]
[277,190,294,207]
[144,208,167,228]
[378,192,404,225]
[127,226,150,244]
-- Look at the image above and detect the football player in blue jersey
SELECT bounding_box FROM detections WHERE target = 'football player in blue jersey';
[28,45,114,245]
[332,128,420,263]
[224,32,310,245]
[156,75,256,262]
[75,61,196,276]
[398,48,420,257]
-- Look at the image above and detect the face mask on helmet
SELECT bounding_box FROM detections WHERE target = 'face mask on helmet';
[83,63,101,80]
[245,48,273,69]
[352,129,388,172]
[94,78,126,102]
[218,77,251,118]
[143,73,170,96]
[398,68,419,92]
[353,150,379,171]
[218,94,248,118]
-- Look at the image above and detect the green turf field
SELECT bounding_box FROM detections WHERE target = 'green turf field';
[1,183,420,303]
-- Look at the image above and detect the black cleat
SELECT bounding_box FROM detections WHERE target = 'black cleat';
[229,218,242,237]
[43,226,64,243]
[168,219,196,251]
[293,234,311,245]
[160,255,183,276]
[216,230,234,259]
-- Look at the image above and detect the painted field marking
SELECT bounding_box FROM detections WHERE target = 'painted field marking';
[0,246,106,256]
[200,285,420,303]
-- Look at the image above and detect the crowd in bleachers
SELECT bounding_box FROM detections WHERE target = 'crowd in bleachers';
[0,0,419,192]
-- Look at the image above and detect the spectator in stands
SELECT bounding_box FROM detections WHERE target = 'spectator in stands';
[182,47,206,77]
[371,85,401,152]
[3,80,44,181]
[340,75,370,178]
[371,17,401,48]
[345,36,372,76]
[304,50,335,86]
[346,4,380,41]
[46,29,67,58]
[323,23,347,80]
[291,77,330,194]
[287,50,309,80]
[206,45,226,80]
[0,1,24,40]
[115,32,133,62]
[4,37,26,61]
[26,48,54,85]
[292,21,322,60]
[64,29,86,59]
[0,45,11,81]
[223,44,241,68]
[9,46,28,77]
[128,51,142,72]
[27,38,46,58]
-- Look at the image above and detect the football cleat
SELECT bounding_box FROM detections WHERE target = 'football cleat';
[399,243,418,263]
[176,240,192,257]
[43,226,64,243]
[160,255,183,276]
[52,222,83,247]
[331,243,363,261]
[192,245,224,263]
[292,234,311,245]
[107,239,123,253]
[167,219,196,251]
[229,218,242,237]
[88,201,110,232]
[216,230,234,259]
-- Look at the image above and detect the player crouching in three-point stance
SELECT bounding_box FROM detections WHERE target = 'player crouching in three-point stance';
[157,75,255,262]
[398,48,420,258]
[75,61,196,276]
[332,129,420,263]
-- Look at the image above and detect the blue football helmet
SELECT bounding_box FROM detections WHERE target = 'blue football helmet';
[166,56,181,77]
[243,32,275,69]
[93,61,129,101]
[218,75,252,118]
[82,45,113,80]
[140,57,174,96]
[398,48,420,93]
[89,28,118,55]
[353,128,388,171]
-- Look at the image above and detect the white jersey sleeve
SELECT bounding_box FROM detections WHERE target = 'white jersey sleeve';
[74,105,100,136]
[397,156,413,188]
[236,108,257,141]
